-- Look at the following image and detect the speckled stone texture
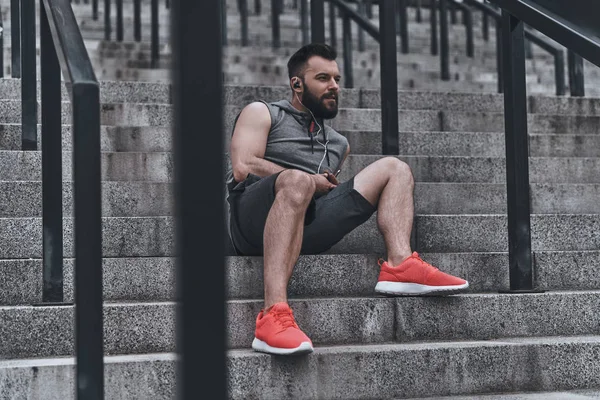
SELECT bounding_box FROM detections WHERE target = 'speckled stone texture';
[0,79,171,103]
[0,216,173,258]
[326,213,600,254]
[227,297,395,348]
[395,291,600,342]
[63,257,175,302]
[0,354,175,399]
[0,302,174,358]
[409,390,600,399]
[340,154,600,184]
[227,337,600,399]
[0,100,172,126]
[0,181,171,217]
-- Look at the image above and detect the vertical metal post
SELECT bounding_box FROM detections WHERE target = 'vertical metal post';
[524,38,533,59]
[554,50,565,96]
[166,0,170,9]
[399,0,408,54]
[172,0,226,398]
[568,49,585,97]
[151,0,159,68]
[104,0,111,40]
[357,0,365,52]
[329,2,336,49]
[271,0,280,48]
[134,0,141,42]
[21,0,37,150]
[439,0,450,80]
[365,0,372,18]
[430,0,438,55]
[239,0,249,46]
[416,0,422,23]
[116,0,123,41]
[0,16,4,78]
[464,8,473,58]
[311,0,325,43]
[342,11,353,88]
[301,0,309,46]
[501,10,533,292]
[450,2,456,24]
[10,0,21,78]
[73,82,103,400]
[255,0,261,14]
[92,0,98,20]
[483,11,489,41]
[380,0,398,155]
[496,18,503,93]
[221,0,228,46]
[40,0,63,303]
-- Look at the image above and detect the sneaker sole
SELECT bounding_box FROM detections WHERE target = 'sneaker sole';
[251,338,314,355]
[375,281,469,296]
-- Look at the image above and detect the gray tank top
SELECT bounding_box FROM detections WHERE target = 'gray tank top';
[225,99,349,186]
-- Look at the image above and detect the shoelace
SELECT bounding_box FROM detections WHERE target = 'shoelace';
[273,310,298,329]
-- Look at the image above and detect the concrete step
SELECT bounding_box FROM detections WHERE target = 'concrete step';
[342,131,600,157]
[0,302,174,359]
[410,391,600,399]
[0,257,175,305]
[0,124,171,152]
[227,336,600,399]
[0,216,171,258]
[0,100,171,126]
[227,290,600,349]
[5,249,600,305]
[339,154,600,184]
[0,180,171,217]
[0,79,171,104]
[5,291,600,358]
[226,250,600,298]
[0,353,175,399]
[328,213,600,254]
[0,151,171,182]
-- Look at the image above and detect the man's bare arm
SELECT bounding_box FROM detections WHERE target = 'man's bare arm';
[230,102,286,182]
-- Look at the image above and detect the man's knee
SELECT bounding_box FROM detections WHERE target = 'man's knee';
[274,170,315,206]
[380,157,414,184]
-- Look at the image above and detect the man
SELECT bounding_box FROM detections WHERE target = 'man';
[226,43,468,356]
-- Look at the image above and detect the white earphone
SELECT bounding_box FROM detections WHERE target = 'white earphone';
[295,92,329,174]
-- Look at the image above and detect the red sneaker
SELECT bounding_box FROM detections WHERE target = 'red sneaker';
[252,302,314,355]
[375,252,469,295]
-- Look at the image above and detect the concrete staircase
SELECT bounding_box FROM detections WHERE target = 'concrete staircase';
[0,0,599,399]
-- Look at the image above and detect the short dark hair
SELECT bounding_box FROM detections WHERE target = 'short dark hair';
[287,43,337,80]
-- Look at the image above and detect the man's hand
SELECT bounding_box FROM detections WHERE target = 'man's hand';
[312,173,337,193]
[324,171,340,186]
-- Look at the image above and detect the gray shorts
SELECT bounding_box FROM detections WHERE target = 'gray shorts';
[227,172,377,256]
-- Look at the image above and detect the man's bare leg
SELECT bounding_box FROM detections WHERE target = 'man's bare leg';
[353,157,414,267]
[263,170,315,309]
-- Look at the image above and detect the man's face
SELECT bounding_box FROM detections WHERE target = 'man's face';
[300,56,341,119]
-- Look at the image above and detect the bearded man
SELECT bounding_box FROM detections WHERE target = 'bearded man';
[226,43,468,356]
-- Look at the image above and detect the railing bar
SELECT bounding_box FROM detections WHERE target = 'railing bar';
[21,0,37,150]
[134,0,141,42]
[116,0,123,41]
[104,0,111,40]
[221,0,228,46]
[301,0,309,46]
[329,0,378,40]
[239,0,249,46]
[271,0,281,48]
[568,49,585,96]
[399,0,408,54]
[10,0,20,78]
[311,0,325,43]
[430,0,438,55]
[439,0,450,80]
[172,0,226,398]
[329,1,337,49]
[501,9,533,292]
[41,0,63,304]
[151,0,159,68]
[342,11,353,88]
[379,0,398,155]
[357,0,365,52]
[92,0,98,20]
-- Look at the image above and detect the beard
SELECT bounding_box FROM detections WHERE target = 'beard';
[301,85,339,119]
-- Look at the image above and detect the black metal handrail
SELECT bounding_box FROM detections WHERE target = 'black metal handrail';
[40,0,103,397]
[460,0,565,95]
